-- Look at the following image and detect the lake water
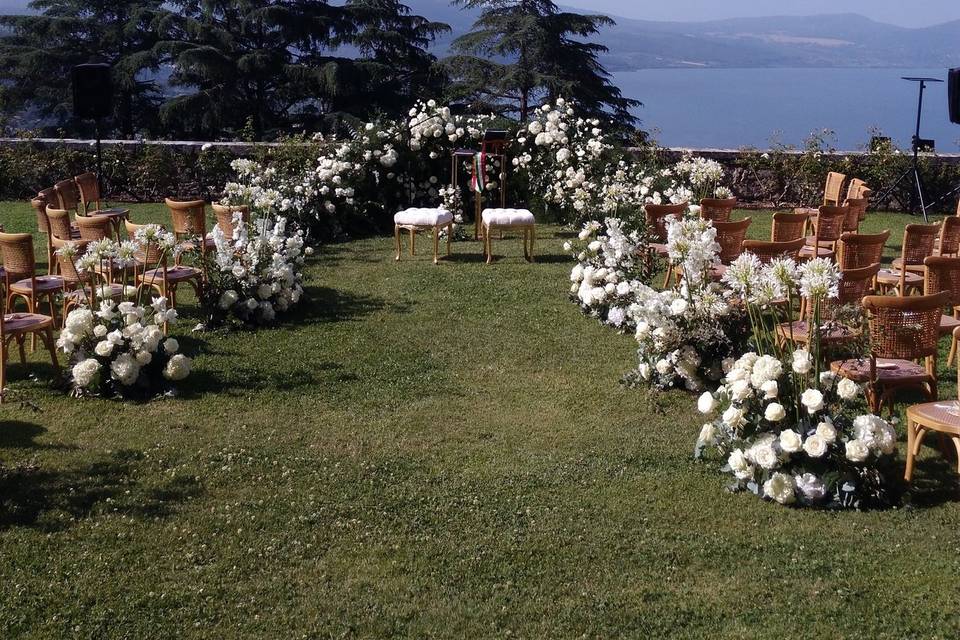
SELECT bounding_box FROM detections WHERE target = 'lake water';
[614,68,960,152]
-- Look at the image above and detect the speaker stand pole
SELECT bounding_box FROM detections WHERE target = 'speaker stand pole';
[95,117,104,199]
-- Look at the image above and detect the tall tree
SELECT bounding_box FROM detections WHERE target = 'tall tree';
[0,0,166,137]
[341,0,450,117]
[445,0,638,128]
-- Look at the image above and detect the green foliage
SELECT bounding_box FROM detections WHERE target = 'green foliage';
[445,0,638,130]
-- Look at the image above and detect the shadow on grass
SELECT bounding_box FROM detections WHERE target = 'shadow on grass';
[286,286,411,324]
[186,361,357,398]
[0,449,202,532]
[905,454,960,508]
[0,421,76,452]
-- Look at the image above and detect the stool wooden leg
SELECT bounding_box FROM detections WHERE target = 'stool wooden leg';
[0,337,5,404]
[485,224,493,264]
[409,228,416,256]
[529,226,536,262]
[394,225,401,261]
[446,223,452,256]
[433,225,440,265]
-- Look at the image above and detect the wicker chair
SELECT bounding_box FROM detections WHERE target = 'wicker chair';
[0,232,65,328]
[645,202,687,249]
[831,292,946,415]
[934,215,960,258]
[54,178,83,213]
[75,172,130,238]
[823,171,847,206]
[699,197,737,224]
[0,291,59,403]
[707,217,752,280]
[846,178,867,201]
[741,238,806,264]
[838,230,890,270]
[904,326,960,483]
[877,223,940,296]
[211,203,250,239]
[841,197,867,233]
[128,220,202,309]
[165,198,213,265]
[75,213,114,241]
[799,205,847,261]
[771,211,810,242]
[776,263,880,351]
[923,256,960,365]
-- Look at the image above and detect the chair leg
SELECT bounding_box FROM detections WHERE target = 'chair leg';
[394,225,401,261]
[410,228,415,256]
[0,334,6,404]
[485,224,493,264]
[42,327,59,371]
[433,226,440,265]
[529,227,536,262]
[904,419,918,482]
[17,335,26,365]
[446,223,452,256]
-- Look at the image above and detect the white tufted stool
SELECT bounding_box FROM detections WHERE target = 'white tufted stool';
[393,208,454,264]
[480,208,535,264]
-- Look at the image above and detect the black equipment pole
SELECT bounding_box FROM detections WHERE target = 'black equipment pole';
[95,117,104,199]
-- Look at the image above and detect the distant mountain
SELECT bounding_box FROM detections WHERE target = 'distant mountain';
[406,1,960,70]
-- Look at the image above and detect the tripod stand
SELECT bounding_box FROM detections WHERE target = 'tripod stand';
[877,76,942,222]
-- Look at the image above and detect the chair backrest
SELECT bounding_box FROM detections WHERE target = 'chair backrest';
[846,178,867,201]
[771,211,809,242]
[857,188,872,222]
[644,202,688,242]
[837,263,881,305]
[32,187,56,235]
[841,197,867,232]
[54,178,82,212]
[0,231,36,281]
[924,256,960,307]
[714,217,752,264]
[125,220,165,266]
[823,171,846,206]
[45,206,74,241]
[51,236,88,284]
[165,198,207,239]
[938,215,960,258]
[862,292,947,360]
[75,212,113,241]
[74,172,101,215]
[812,205,849,243]
[741,238,806,264]
[838,230,890,269]
[699,197,737,223]
[901,222,941,267]
[211,203,250,238]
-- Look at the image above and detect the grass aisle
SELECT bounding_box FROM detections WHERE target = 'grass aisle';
[0,206,958,637]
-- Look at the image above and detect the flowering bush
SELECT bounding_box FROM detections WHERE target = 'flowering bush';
[672,155,725,203]
[201,212,307,327]
[438,184,469,241]
[58,298,190,397]
[695,350,898,509]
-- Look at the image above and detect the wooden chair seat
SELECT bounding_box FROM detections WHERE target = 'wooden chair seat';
[891,258,925,274]
[3,312,53,334]
[831,357,933,386]
[775,321,859,345]
[907,401,960,436]
[178,236,217,254]
[138,265,202,284]
[89,207,130,218]
[876,268,923,287]
[65,283,126,302]
[797,245,835,260]
[10,276,65,294]
[650,242,669,257]
[940,314,960,336]
[803,236,835,248]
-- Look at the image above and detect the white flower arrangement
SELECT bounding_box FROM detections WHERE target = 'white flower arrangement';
[59,297,190,397]
[437,184,468,241]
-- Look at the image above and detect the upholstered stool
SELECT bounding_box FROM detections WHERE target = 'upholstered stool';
[393,208,453,264]
[481,208,535,264]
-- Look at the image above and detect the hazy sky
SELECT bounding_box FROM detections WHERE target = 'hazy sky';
[561,0,960,28]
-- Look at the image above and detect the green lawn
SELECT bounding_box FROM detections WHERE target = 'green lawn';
[1,202,958,638]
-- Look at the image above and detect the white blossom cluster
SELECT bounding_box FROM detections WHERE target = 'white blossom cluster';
[695,350,896,508]
[58,298,190,396]
[665,215,721,288]
[673,155,725,202]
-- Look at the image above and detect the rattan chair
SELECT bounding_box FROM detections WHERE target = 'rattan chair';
[799,205,847,261]
[841,197,867,233]
[741,238,806,264]
[31,188,60,275]
[54,178,83,213]
[837,230,890,270]
[699,197,737,224]
[0,291,59,403]
[707,217,752,280]
[0,231,65,328]
[51,236,124,321]
[934,215,960,258]
[904,326,960,483]
[771,211,810,242]
[211,203,250,239]
[776,263,880,351]
[165,198,213,265]
[823,171,847,206]
[923,256,960,365]
[75,213,114,241]
[877,223,940,296]
[128,220,202,309]
[75,172,130,239]
[645,202,687,250]
[831,292,946,415]
[846,178,867,201]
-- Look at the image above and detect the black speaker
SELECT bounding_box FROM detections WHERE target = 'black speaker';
[950,68,960,125]
[72,63,113,120]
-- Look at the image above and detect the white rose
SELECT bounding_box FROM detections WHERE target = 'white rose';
[803,434,828,458]
[670,298,688,316]
[845,439,870,463]
[93,324,108,338]
[697,423,716,445]
[779,428,802,452]
[765,403,787,423]
[837,378,859,401]
[136,350,153,366]
[722,405,744,428]
[71,358,101,388]
[162,338,179,354]
[730,379,751,402]
[761,380,778,399]
[697,392,717,415]
[728,449,754,480]
[163,354,193,382]
[751,442,780,470]
[792,348,812,374]
[800,389,824,414]
[94,340,114,357]
[816,420,837,443]
[763,472,796,505]
[750,355,782,388]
